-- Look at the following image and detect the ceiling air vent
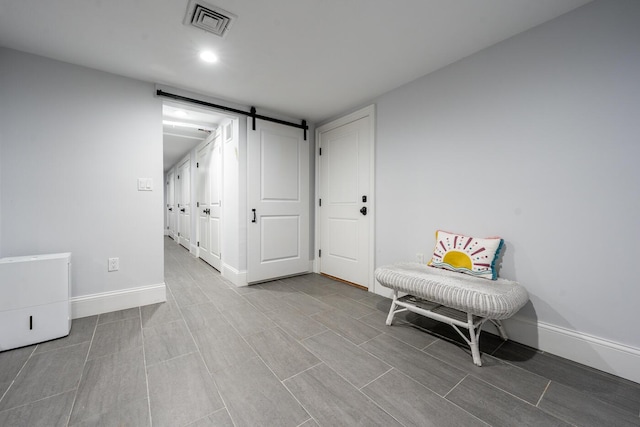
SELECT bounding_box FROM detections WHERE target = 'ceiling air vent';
[184,0,237,38]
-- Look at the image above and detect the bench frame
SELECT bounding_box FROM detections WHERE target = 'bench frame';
[386,291,508,366]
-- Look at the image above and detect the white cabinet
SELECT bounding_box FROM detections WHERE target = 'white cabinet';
[0,253,71,351]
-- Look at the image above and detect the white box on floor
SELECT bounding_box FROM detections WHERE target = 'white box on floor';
[0,252,71,351]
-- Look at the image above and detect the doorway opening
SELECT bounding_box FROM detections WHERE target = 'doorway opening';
[162,100,238,273]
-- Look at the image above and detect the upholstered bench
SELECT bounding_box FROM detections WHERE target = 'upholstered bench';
[375,262,529,366]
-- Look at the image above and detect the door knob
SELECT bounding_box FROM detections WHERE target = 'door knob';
[180,208,185,213]
[360,206,367,216]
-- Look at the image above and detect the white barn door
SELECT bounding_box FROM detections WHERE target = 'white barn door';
[247,119,309,283]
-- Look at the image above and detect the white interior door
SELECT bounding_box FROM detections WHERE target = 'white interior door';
[247,118,309,283]
[208,135,222,269]
[318,106,374,288]
[197,141,211,261]
[197,133,222,270]
[167,169,176,239]
[178,157,191,249]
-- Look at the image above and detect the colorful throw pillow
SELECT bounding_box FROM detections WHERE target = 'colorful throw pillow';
[428,230,503,280]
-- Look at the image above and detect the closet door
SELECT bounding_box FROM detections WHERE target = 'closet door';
[178,157,191,249]
[247,119,309,283]
[318,111,372,288]
[167,168,176,239]
[197,133,222,270]
[197,141,212,261]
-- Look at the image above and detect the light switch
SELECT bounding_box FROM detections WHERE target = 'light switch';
[138,178,153,191]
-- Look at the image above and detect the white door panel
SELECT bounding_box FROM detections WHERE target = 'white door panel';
[261,132,300,200]
[248,119,309,283]
[319,111,372,288]
[260,215,300,261]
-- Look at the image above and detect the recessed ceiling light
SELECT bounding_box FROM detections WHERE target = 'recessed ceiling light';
[199,50,218,63]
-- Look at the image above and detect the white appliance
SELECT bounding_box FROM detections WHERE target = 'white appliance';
[0,252,71,351]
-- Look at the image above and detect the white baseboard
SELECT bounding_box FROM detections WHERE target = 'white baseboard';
[222,263,247,287]
[71,283,166,319]
[503,315,640,384]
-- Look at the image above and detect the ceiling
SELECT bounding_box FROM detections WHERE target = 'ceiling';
[0,0,592,170]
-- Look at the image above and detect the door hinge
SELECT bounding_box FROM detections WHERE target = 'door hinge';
[197,202,200,207]
[197,242,200,247]
[178,232,181,237]
[319,249,322,258]
[319,147,322,156]
[177,175,180,179]
[319,198,322,207]
[196,162,199,168]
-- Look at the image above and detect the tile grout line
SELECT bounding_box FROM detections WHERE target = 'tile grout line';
[279,378,320,427]
[440,374,492,427]
[535,379,552,407]
[280,360,324,383]
[0,344,38,406]
[139,306,153,427]
[358,367,394,391]
[64,315,98,427]
[443,373,469,399]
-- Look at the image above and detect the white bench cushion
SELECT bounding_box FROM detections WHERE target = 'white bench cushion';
[375,263,528,319]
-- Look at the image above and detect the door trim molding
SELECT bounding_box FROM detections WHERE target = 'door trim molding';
[314,104,376,291]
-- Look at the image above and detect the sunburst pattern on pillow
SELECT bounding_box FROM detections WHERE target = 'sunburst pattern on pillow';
[428,230,503,280]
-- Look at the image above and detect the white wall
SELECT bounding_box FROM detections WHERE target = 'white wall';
[0,48,165,315]
[369,0,640,379]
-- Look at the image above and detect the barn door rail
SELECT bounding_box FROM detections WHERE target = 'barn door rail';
[156,90,308,140]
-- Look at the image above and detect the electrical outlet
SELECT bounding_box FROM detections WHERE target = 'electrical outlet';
[108,257,119,272]
[416,253,424,263]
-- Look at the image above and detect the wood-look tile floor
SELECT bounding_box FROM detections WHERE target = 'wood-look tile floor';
[1,237,639,426]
